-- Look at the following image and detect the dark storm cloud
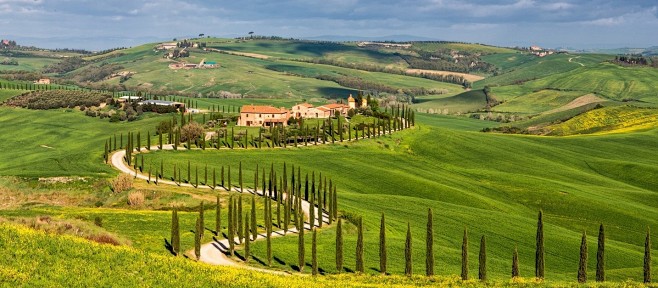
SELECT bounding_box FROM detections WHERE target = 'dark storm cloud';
[0,0,656,49]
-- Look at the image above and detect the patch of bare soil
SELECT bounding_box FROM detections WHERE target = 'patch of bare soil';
[405,69,485,82]
[542,94,606,115]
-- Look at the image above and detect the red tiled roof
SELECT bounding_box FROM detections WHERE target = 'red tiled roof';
[241,105,288,114]
[295,103,313,108]
[321,103,349,109]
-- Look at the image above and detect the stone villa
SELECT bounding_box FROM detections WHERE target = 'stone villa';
[237,94,367,127]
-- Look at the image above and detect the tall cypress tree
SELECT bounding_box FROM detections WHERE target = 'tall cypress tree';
[237,195,243,244]
[298,215,305,272]
[312,228,318,276]
[512,245,520,278]
[309,187,315,229]
[355,217,365,273]
[405,222,413,276]
[239,161,243,193]
[251,195,257,241]
[645,227,652,284]
[535,210,545,279]
[228,166,231,192]
[215,196,221,237]
[199,201,205,239]
[596,224,605,282]
[171,208,180,256]
[462,228,469,280]
[336,218,343,273]
[228,197,235,256]
[426,208,434,277]
[195,217,202,260]
[267,205,272,267]
[244,212,250,263]
[379,213,387,275]
[578,231,588,283]
[479,236,486,281]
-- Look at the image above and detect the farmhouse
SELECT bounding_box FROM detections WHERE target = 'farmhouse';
[238,105,290,127]
[155,42,178,50]
[291,102,350,119]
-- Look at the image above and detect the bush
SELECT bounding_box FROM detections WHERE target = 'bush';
[4,90,111,110]
[180,122,204,142]
[94,216,103,227]
[110,174,133,193]
[127,191,145,206]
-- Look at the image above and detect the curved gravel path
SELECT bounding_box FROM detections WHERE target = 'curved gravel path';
[111,144,328,272]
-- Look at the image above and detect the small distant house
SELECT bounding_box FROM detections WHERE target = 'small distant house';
[34,78,51,85]
[238,105,290,127]
[156,42,178,50]
[138,100,185,109]
[529,45,542,51]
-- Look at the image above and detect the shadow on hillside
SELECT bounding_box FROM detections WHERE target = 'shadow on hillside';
[317,87,358,99]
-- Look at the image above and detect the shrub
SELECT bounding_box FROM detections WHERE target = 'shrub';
[180,122,204,142]
[94,216,103,227]
[110,174,133,193]
[127,191,145,206]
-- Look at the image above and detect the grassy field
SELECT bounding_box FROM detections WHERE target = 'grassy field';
[474,54,612,89]
[129,114,658,281]
[412,42,517,54]
[542,106,658,136]
[525,62,658,102]
[413,89,486,114]
[492,90,593,115]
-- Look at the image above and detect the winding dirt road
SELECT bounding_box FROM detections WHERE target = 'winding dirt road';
[111,144,328,272]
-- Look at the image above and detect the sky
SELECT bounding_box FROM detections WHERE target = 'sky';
[1,0,657,50]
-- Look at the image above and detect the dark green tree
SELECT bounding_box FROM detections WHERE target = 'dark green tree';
[462,228,469,280]
[512,245,520,278]
[405,222,413,276]
[578,231,587,283]
[195,217,202,260]
[426,208,434,277]
[312,228,318,276]
[645,227,651,283]
[171,208,180,255]
[336,218,343,273]
[379,213,387,275]
[199,201,204,239]
[298,215,305,272]
[228,197,235,256]
[479,236,486,281]
[215,196,221,236]
[536,210,545,279]
[244,211,251,263]
[596,224,605,282]
[356,217,364,273]
[251,195,257,241]
[237,195,243,244]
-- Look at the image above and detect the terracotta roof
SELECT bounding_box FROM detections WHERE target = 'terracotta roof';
[241,105,288,114]
[295,103,313,108]
[316,107,331,112]
[321,103,349,109]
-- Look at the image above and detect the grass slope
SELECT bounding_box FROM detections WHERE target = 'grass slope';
[543,106,658,136]
[134,116,658,281]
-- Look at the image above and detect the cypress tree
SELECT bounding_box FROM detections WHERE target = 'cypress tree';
[645,227,652,284]
[479,236,486,281]
[462,228,469,280]
[379,213,387,275]
[251,195,257,241]
[187,160,191,183]
[298,215,305,272]
[171,208,180,255]
[578,231,587,283]
[356,217,364,273]
[239,161,243,193]
[221,166,225,187]
[212,168,216,189]
[228,165,231,191]
[512,245,520,278]
[336,218,343,273]
[195,217,201,260]
[405,222,412,276]
[215,196,221,237]
[244,212,250,263]
[535,210,545,279]
[228,197,235,256]
[312,228,318,276]
[237,195,243,244]
[309,187,315,228]
[596,224,605,282]
[199,201,204,238]
[195,165,198,187]
[426,208,434,277]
